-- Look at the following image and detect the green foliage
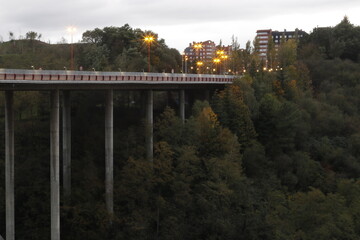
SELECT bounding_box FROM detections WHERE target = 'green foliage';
[256,94,304,153]
[267,181,360,240]
[277,39,297,68]
[0,24,181,72]
[79,25,181,72]
[303,16,360,62]
[25,31,41,41]
[212,81,257,149]
[77,44,110,71]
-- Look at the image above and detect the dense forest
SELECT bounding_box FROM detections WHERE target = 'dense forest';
[1,18,360,239]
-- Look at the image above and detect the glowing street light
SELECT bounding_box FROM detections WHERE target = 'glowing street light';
[213,58,221,64]
[215,50,228,74]
[182,53,189,73]
[221,55,228,60]
[216,50,225,56]
[193,43,202,61]
[144,35,155,72]
[67,26,77,70]
[213,58,221,74]
[196,61,204,74]
[193,43,203,51]
[220,55,229,74]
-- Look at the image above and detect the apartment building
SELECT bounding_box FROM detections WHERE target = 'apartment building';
[256,28,307,61]
[256,29,272,61]
[184,40,216,63]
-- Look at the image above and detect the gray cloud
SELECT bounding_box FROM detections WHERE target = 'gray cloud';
[0,0,359,49]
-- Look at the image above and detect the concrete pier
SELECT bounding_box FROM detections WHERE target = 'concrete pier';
[62,91,71,201]
[204,90,210,102]
[179,90,185,123]
[50,90,60,240]
[5,91,15,240]
[146,90,153,161]
[105,89,114,215]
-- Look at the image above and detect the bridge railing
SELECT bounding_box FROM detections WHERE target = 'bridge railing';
[0,69,236,83]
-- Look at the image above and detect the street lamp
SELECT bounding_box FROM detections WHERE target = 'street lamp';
[213,58,221,74]
[192,43,203,74]
[196,61,203,74]
[216,50,225,56]
[144,35,155,72]
[220,55,228,74]
[181,52,185,73]
[193,42,202,62]
[67,26,77,70]
[216,49,229,74]
[193,43,202,59]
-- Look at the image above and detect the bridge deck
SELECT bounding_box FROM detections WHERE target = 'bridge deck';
[0,69,235,90]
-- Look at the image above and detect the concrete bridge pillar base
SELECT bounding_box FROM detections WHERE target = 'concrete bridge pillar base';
[179,90,185,123]
[50,90,60,240]
[146,90,153,161]
[5,91,15,240]
[62,90,71,202]
[105,89,114,215]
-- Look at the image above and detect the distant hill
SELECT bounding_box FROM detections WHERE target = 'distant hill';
[0,25,182,73]
[0,39,78,70]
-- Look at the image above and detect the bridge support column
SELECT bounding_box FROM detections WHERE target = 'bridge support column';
[62,91,71,202]
[205,90,210,102]
[179,90,185,123]
[146,90,153,161]
[5,91,15,240]
[50,90,60,240]
[105,89,114,215]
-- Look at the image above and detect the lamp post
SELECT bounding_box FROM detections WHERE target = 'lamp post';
[181,53,184,73]
[213,58,221,74]
[196,61,203,74]
[144,35,155,72]
[193,43,202,72]
[216,50,225,56]
[216,49,229,74]
[67,26,76,70]
[193,43,202,59]
[220,54,228,74]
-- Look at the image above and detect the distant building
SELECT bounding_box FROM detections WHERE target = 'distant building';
[220,45,232,56]
[256,28,307,61]
[184,40,217,63]
[256,29,272,61]
[183,40,233,73]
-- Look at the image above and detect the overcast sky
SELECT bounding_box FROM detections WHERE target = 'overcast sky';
[1,0,360,52]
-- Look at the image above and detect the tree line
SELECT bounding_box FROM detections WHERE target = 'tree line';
[0,24,181,72]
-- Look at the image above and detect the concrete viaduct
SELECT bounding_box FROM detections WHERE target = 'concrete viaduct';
[0,69,235,240]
